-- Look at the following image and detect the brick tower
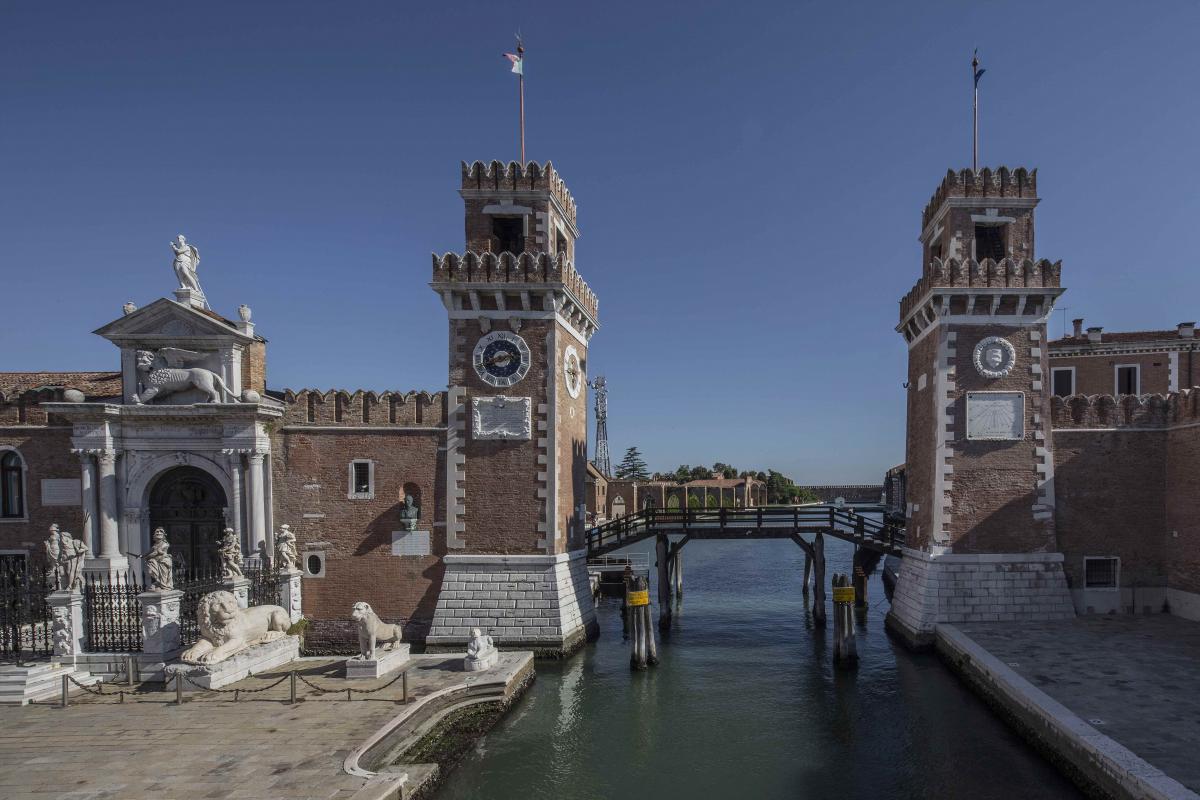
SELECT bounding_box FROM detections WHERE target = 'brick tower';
[426,161,599,655]
[887,168,1076,648]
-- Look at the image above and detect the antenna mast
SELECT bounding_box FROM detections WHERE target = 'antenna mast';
[590,376,611,477]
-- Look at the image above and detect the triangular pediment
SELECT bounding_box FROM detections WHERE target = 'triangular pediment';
[94,298,256,346]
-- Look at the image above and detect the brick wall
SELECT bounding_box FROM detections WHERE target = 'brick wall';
[1165,424,1200,595]
[553,323,588,552]
[1051,352,1171,396]
[271,414,447,643]
[0,426,81,555]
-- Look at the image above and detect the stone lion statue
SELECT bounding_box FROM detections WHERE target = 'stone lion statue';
[134,348,241,404]
[351,601,403,660]
[180,591,291,665]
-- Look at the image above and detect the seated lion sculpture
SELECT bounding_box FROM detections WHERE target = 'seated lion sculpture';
[180,590,291,666]
[351,601,403,660]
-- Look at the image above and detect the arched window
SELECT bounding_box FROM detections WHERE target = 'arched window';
[1,451,25,519]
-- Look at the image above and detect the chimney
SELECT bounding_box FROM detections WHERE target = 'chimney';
[1087,326,1103,344]
[1179,322,1196,339]
[1072,318,1084,339]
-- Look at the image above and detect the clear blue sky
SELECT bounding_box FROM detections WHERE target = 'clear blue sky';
[3,2,1197,483]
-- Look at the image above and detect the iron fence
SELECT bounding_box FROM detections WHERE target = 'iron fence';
[245,563,283,609]
[82,573,144,653]
[0,561,53,660]
[177,566,224,647]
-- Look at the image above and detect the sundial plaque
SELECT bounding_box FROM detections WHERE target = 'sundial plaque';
[965,391,1025,441]
[471,395,532,440]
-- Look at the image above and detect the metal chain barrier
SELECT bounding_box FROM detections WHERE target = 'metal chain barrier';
[51,667,410,706]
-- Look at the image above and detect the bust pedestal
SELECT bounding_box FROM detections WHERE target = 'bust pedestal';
[174,287,207,309]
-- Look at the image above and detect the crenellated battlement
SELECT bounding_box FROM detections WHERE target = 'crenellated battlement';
[922,167,1038,230]
[1051,388,1200,430]
[279,389,446,428]
[431,251,598,323]
[460,160,577,226]
[899,256,1062,321]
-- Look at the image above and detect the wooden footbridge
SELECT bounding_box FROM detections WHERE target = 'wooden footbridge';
[585,504,906,629]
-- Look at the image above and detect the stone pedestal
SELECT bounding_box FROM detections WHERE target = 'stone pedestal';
[280,568,303,623]
[886,548,1076,650]
[173,287,207,309]
[224,577,250,609]
[167,636,299,691]
[345,644,411,680]
[464,649,498,672]
[138,589,184,676]
[46,590,85,660]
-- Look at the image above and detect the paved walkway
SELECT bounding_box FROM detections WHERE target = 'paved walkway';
[0,653,528,800]
[959,614,1200,793]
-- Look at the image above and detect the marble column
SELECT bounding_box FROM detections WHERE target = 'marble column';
[247,453,267,555]
[77,452,97,553]
[88,450,128,576]
[227,452,244,542]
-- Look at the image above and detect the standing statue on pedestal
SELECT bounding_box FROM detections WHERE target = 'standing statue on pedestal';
[44,524,90,591]
[218,528,244,580]
[171,234,203,294]
[144,527,174,590]
[399,494,420,531]
[275,524,298,572]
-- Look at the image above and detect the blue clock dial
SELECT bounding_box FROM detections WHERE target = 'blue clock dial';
[472,331,531,387]
[482,340,522,378]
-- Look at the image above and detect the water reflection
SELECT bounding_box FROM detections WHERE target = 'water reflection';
[436,536,1082,800]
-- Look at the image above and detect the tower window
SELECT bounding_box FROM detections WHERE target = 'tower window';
[491,217,524,255]
[1,451,25,519]
[556,231,568,256]
[974,224,1006,261]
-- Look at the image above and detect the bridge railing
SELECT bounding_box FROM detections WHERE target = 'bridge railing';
[585,505,905,554]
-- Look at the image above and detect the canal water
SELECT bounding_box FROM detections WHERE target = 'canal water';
[436,534,1082,799]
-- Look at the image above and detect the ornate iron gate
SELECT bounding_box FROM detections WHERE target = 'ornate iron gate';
[82,573,144,652]
[245,563,283,609]
[177,566,223,646]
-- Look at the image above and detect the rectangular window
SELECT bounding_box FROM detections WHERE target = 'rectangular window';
[491,217,524,255]
[974,224,1006,261]
[1051,367,1075,398]
[1115,365,1140,395]
[348,460,374,500]
[1084,557,1119,589]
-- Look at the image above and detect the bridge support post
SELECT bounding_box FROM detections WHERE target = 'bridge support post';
[832,573,858,668]
[672,548,683,599]
[656,534,672,631]
[802,552,812,598]
[812,533,827,628]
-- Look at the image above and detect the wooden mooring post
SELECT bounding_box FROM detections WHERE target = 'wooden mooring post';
[832,573,858,669]
[852,548,868,609]
[801,552,812,598]
[656,534,671,631]
[627,574,657,670]
[812,533,827,627]
[671,547,683,599]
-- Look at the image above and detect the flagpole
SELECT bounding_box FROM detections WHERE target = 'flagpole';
[517,41,526,164]
[972,51,979,172]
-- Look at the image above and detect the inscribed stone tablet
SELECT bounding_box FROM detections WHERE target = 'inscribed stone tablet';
[966,392,1024,440]
[472,396,532,440]
[41,479,81,506]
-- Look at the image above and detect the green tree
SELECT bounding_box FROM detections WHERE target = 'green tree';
[614,447,650,481]
[712,462,738,479]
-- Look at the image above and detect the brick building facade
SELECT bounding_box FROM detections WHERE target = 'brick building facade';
[0,160,598,655]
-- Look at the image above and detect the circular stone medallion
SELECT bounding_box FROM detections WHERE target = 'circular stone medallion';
[564,345,583,398]
[973,336,1017,378]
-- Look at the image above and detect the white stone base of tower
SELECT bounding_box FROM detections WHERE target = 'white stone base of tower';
[427,550,598,657]
[886,548,1075,650]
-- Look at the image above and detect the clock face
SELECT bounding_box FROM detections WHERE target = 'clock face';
[564,345,583,398]
[473,331,531,388]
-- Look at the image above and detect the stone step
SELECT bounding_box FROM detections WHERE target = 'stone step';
[0,663,101,705]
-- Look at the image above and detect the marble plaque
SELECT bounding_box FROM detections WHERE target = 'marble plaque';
[41,479,81,506]
[391,530,431,556]
[472,396,532,440]
[966,392,1024,440]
